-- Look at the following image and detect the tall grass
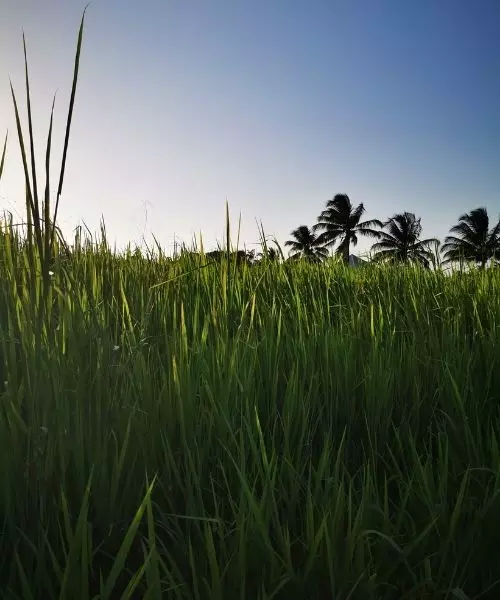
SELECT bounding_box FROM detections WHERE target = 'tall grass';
[1,224,500,599]
[1,10,500,600]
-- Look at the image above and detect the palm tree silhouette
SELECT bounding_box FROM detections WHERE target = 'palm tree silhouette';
[312,194,382,264]
[441,207,500,269]
[285,225,328,263]
[370,212,438,267]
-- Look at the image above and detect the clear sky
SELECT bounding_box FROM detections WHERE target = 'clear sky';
[0,0,499,257]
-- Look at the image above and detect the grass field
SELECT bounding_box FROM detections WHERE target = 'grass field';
[0,225,499,599]
[1,10,500,599]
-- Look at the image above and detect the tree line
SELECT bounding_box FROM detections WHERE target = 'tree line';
[284,194,500,269]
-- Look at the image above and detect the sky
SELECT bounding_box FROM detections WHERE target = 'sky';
[0,0,499,258]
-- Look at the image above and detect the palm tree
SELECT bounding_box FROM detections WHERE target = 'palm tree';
[441,207,500,269]
[370,212,438,268]
[285,225,328,263]
[312,194,382,264]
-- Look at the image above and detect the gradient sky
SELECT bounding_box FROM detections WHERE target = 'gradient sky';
[0,0,499,257]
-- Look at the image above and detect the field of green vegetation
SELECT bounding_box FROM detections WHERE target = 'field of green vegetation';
[1,10,500,600]
[1,231,500,599]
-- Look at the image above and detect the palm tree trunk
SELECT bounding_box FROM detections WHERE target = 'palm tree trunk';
[342,237,349,265]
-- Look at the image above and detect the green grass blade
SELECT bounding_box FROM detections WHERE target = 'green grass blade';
[100,477,157,600]
[0,130,7,181]
[9,81,35,226]
[22,32,41,234]
[52,5,88,247]
[43,94,56,272]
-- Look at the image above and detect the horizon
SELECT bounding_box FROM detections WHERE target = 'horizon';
[0,0,499,257]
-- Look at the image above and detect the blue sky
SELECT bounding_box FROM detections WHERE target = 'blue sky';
[0,0,499,257]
